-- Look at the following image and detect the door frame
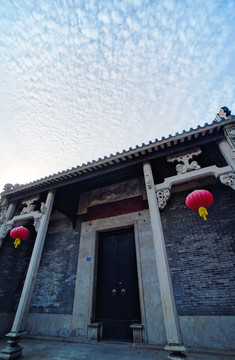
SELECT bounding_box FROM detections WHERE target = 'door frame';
[74,213,147,342]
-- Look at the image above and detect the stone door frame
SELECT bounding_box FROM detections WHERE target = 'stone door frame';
[73,211,147,343]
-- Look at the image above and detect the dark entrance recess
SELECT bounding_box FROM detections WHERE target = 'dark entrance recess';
[95,228,141,341]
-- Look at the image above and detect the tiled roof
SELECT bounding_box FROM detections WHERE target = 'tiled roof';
[1,117,234,197]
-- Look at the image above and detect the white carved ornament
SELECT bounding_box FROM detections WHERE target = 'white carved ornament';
[0,198,8,224]
[33,218,41,232]
[40,202,47,214]
[220,172,235,190]
[0,223,13,241]
[156,189,171,209]
[21,195,40,214]
[167,147,202,175]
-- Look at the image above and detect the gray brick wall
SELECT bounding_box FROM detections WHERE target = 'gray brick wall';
[0,224,36,313]
[161,183,235,315]
[29,215,83,315]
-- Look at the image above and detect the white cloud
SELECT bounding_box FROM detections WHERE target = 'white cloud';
[0,0,234,192]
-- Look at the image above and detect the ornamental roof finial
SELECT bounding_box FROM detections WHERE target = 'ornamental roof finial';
[215,106,232,122]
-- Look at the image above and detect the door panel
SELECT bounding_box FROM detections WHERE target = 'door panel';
[95,228,141,341]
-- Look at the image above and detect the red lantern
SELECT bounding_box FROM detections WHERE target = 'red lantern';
[10,226,30,248]
[186,189,214,221]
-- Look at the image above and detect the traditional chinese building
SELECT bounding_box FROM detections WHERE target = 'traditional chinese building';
[0,112,234,359]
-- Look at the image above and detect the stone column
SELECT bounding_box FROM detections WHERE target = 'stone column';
[217,138,235,171]
[0,202,17,249]
[143,162,186,357]
[0,190,55,360]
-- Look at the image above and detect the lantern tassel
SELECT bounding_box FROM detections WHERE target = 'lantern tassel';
[14,238,21,248]
[198,207,208,221]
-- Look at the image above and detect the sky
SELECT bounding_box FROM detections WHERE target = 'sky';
[0,0,235,193]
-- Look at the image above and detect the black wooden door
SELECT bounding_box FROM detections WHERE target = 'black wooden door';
[95,228,141,341]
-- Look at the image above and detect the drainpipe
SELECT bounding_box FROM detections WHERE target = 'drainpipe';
[0,190,56,360]
[143,162,186,359]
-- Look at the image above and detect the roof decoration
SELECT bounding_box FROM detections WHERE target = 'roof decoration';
[215,106,232,122]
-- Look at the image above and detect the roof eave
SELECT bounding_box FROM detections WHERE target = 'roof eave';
[1,117,234,198]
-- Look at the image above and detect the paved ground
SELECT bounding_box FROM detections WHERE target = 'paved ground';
[0,338,234,360]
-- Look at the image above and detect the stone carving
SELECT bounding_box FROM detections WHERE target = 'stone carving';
[167,148,202,175]
[0,198,8,224]
[224,123,235,150]
[215,106,232,122]
[3,184,14,192]
[2,183,20,192]
[40,202,47,214]
[156,189,171,209]
[0,197,8,211]
[0,215,6,225]
[0,223,13,240]
[89,178,141,207]
[220,172,235,190]
[33,218,41,232]
[21,196,40,215]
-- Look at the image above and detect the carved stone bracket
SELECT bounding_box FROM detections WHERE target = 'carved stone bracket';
[167,147,202,174]
[0,223,13,241]
[0,211,42,243]
[21,195,40,215]
[40,202,47,214]
[0,198,8,224]
[156,189,171,209]
[33,217,41,233]
[155,165,232,193]
[0,214,6,225]
[220,172,235,190]
[224,123,235,150]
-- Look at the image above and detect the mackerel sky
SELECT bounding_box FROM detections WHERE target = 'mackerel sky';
[0,0,235,191]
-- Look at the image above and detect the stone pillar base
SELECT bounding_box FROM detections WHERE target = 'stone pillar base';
[88,322,103,342]
[165,344,187,359]
[130,323,143,344]
[0,339,22,360]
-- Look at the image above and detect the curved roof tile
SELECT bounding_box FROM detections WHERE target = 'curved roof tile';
[1,116,234,196]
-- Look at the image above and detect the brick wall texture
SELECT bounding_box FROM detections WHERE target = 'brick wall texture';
[29,215,83,315]
[161,183,235,316]
[0,224,35,313]
[1,183,234,318]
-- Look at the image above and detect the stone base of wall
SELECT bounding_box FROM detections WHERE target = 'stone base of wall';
[180,316,235,351]
[25,313,235,352]
[26,314,84,339]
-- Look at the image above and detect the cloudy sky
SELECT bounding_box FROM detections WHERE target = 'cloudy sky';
[0,0,235,192]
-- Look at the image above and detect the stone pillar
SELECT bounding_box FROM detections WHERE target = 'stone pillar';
[217,138,235,171]
[143,162,186,357]
[0,202,17,249]
[0,190,55,360]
